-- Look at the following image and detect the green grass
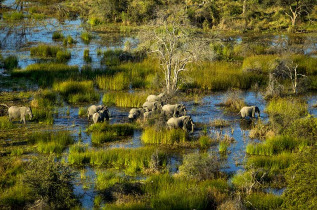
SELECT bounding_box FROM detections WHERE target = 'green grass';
[102,92,147,107]
[52,31,64,40]
[199,135,213,149]
[0,116,14,129]
[246,152,293,170]
[68,147,168,175]
[30,44,62,58]
[28,131,74,154]
[210,119,230,128]
[2,12,24,20]
[219,141,230,153]
[220,91,246,112]
[141,127,189,145]
[242,55,279,73]
[95,170,124,190]
[84,49,92,63]
[54,80,99,104]
[63,36,76,46]
[246,136,301,156]
[78,107,88,117]
[56,50,71,63]
[81,31,92,44]
[245,193,283,210]
[96,73,130,90]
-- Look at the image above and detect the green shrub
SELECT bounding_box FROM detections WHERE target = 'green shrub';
[245,193,283,210]
[178,153,219,180]
[3,55,18,70]
[22,156,78,209]
[141,127,188,144]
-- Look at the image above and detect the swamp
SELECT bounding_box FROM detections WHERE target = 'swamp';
[0,0,317,209]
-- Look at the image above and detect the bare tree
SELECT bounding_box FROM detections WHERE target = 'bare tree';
[282,0,315,28]
[139,8,215,95]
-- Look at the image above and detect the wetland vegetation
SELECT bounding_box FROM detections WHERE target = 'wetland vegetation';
[0,0,317,209]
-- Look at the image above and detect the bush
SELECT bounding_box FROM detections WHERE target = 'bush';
[178,153,219,181]
[22,155,78,209]
[3,55,18,70]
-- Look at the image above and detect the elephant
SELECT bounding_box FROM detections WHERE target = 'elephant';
[239,106,260,118]
[143,111,154,121]
[128,108,143,120]
[92,109,109,124]
[87,105,107,120]
[162,104,187,117]
[142,101,162,112]
[167,116,195,132]
[8,106,33,124]
[146,93,166,103]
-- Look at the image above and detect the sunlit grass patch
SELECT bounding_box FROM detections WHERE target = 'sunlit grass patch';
[242,55,279,73]
[28,131,74,154]
[0,116,14,129]
[30,44,60,57]
[96,73,129,90]
[246,152,293,170]
[78,107,88,117]
[199,135,214,149]
[245,193,283,210]
[102,92,147,107]
[95,170,125,190]
[68,147,168,175]
[246,136,300,156]
[2,12,24,20]
[141,127,189,144]
[218,141,230,153]
[54,80,99,104]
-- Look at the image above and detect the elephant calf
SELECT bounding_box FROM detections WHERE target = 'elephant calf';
[142,101,162,112]
[92,109,109,124]
[239,106,260,118]
[87,105,107,120]
[8,106,33,124]
[167,116,194,132]
[128,108,143,121]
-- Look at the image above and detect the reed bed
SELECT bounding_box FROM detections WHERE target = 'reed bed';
[68,147,168,174]
[245,193,283,210]
[30,44,61,58]
[246,136,299,156]
[96,73,130,90]
[95,170,125,190]
[87,123,135,135]
[28,131,74,154]
[242,55,279,73]
[246,152,293,170]
[54,80,99,104]
[141,127,189,145]
[266,98,308,120]
[102,92,148,107]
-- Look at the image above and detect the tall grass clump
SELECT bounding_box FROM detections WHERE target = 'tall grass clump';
[246,136,300,156]
[95,170,124,190]
[87,123,134,135]
[52,31,64,40]
[141,127,188,145]
[81,31,92,44]
[83,49,92,63]
[102,92,147,107]
[30,44,62,58]
[56,50,71,63]
[68,147,168,174]
[184,61,266,91]
[242,55,279,73]
[246,152,293,170]
[96,73,130,90]
[2,12,24,20]
[3,55,18,70]
[199,135,213,149]
[245,193,283,209]
[78,107,88,117]
[91,126,134,145]
[0,116,14,129]
[28,131,74,154]
[266,98,308,121]
[63,36,76,46]
[219,91,246,112]
[54,80,99,104]
[291,54,317,75]
[219,141,230,153]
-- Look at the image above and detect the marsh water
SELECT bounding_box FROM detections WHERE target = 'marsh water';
[1,8,317,208]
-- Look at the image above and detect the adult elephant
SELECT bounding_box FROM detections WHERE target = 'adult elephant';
[92,109,109,124]
[128,108,143,121]
[142,101,162,112]
[146,93,166,103]
[87,105,107,120]
[8,106,33,124]
[167,116,194,132]
[162,104,186,117]
[239,106,260,118]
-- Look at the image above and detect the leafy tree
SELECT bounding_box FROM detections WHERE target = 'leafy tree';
[23,156,78,209]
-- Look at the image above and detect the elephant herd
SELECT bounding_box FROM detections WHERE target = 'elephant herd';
[128,93,195,132]
[1,97,260,127]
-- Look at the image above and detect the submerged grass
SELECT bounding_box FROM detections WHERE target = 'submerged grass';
[141,127,189,145]
[102,92,148,107]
